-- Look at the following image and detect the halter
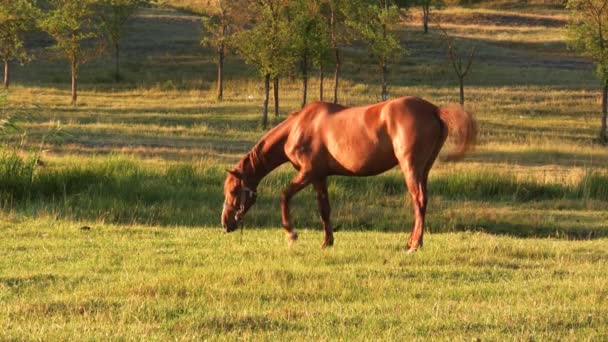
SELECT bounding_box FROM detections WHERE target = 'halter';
[223,184,257,222]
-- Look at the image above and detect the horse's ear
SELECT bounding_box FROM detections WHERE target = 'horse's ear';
[226,169,243,179]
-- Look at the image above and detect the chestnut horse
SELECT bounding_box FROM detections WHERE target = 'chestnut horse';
[222,96,476,252]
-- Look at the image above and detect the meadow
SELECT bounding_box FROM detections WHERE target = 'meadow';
[1,2,608,340]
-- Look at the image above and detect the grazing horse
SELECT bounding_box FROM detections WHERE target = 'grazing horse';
[222,96,476,252]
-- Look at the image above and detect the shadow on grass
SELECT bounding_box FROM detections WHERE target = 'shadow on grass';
[469,149,608,167]
[20,104,264,124]
[2,156,607,240]
[451,221,608,241]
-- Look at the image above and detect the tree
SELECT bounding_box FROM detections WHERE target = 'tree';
[232,0,292,128]
[440,26,475,106]
[39,0,104,105]
[323,0,349,103]
[0,0,37,89]
[289,0,331,107]
[346,0,403,101]
[202,0,243,101]
[99,0,147,82]
[418,0,443,34]
[567,0,608,141]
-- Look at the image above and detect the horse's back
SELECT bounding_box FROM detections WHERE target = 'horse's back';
[284,97,445,177]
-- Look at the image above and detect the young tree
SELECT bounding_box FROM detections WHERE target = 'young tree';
[418,0,443,34]
[313,35,332,102]
[289,0,330,107]
[324,0,348,103]
[232,0,292,128]
[202,0,241,101]
[99,0,147,82]
[0,0,37,89]
[346,0,403,101]
[39,0,104,105]
[567,0,608,141]
[440,26,475,106]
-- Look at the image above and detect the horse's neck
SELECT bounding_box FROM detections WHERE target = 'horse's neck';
[238,123,290,187]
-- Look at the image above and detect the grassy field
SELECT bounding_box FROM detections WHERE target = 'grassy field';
[1,2,608,340]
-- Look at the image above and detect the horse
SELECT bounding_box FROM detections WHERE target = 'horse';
[221,96,476,253]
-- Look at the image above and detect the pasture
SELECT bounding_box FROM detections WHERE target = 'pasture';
[1,2,608,340]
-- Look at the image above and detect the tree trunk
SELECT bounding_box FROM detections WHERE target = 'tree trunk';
[423,5,429,34]
[263,74,270,128]
[381,62,388,101]
[301,56,308,109]
[115,42,120,82]
[381,21,388,101]
[330,6,340,104]
[3,59,8,89]
[601,81,607,142]
[319,63,324,102]
[333,48,340,104]
[459,77,465,106]
[217,46,224,101]
[71,60,78,106]
[273,77,279,117]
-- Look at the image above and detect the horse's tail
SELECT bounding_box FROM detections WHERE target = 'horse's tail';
[437,104,477,162]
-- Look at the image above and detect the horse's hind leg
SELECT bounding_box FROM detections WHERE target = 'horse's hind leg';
[400,161,428,253]
[313,178,333,248]
[399,138,444,253]
[281,171,312,243]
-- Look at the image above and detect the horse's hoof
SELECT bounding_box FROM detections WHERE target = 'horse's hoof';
[287,231,298,244]
[321,240,334,249]
[406,247,418,254]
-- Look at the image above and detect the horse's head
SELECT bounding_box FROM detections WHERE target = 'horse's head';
[222,170,257,232]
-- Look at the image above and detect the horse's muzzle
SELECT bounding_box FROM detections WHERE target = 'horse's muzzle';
[222,218,239,233]
[222,205,238,233]
[224,223,238,233]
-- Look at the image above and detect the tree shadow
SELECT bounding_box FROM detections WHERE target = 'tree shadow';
[468,149,608,168]
[449,221,608,240]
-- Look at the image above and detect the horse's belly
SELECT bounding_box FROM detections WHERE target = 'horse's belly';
[325,136,398,176]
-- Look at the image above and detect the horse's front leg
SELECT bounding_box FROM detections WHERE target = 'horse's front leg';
[313,178,333,248]
[281,172,311,244]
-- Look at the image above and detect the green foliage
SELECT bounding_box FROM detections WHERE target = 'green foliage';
[344,0,403,98]
[201,0,235,53]
[345,0,403,67]
[201,12,225,54]
[232,1,294,79]
[0,0,37,64]
[38,0,104,67]
[324,0,352,46]
[288,0,332,71]
[566,0,608,81]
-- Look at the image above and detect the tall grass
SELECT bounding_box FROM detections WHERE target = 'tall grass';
[1,154,606,230]
[0,151,37,204]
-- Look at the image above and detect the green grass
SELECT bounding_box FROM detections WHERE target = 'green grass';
[1,219,607,340]
[1,3,608,339]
